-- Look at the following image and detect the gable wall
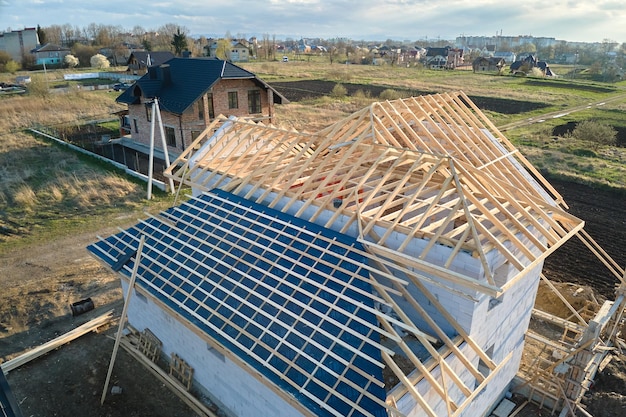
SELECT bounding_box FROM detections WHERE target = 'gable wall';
[211,79,272,121]
[125,79,273,154]
[121,280,308,417]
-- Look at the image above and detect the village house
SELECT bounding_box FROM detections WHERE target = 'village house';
[30,43,70,67]
[114,56,287,160]
[472,56,506,73]
[424,46,464,69]
[126,51,175,75]
[206,40,251,62]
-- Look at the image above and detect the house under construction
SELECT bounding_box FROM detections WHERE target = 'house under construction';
[88,92,626,417]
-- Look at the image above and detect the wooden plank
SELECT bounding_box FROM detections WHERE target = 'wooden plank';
[119,337,217,417]
[101,235,145,405]
[1,310,114,374]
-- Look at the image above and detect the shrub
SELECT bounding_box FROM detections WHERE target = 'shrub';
[379,89,401,100]
[5,60,20,74]
[64,54,79,68]
[330,83,347,98]
[571,120,617,149]
[27,74,50,98]
[572,148,597,158]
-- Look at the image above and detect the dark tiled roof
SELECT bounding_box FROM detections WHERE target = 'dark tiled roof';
[116,57,287,115]
[126,51,175,67]
[31,43,69,52]
[87,189,387,417]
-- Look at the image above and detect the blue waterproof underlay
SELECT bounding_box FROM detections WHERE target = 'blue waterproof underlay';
[87,189,388,417]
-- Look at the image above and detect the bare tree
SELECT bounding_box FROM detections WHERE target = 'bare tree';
[132,25,146,39]
[262,33,271,60]
[43,25,62,45]
[155,23,188,51]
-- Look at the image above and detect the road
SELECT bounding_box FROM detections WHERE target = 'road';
[497,92,626,131]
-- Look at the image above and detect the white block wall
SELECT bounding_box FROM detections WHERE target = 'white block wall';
[121,280,306,417]
[185,186,547,417]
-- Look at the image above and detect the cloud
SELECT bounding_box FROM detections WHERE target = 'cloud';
[1,0,625,42]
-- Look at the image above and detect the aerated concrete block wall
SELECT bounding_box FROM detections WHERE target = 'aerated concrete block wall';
[120,280,305,417]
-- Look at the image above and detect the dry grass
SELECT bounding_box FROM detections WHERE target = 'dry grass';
[0,89,166,249]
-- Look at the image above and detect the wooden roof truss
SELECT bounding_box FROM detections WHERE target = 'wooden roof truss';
[160,92,625,416]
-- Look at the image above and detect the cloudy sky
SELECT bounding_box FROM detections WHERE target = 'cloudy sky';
[1,0,625,43]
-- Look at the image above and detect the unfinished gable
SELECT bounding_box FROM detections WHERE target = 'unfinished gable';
[167,93,583,296]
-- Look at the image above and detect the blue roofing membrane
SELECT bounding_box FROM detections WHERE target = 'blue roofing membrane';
[88,189,387,417]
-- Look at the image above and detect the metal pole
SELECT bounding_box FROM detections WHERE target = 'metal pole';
[100,235,146,405]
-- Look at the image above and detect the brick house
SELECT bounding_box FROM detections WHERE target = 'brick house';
[115,57,288,158]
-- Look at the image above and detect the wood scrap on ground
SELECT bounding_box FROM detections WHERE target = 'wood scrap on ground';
[1,310,114,374]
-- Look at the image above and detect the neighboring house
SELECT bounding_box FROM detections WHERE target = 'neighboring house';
[207,41,251,62]
[425,47,449,69]
[481,44,497,56]
[493,51,516,63]
[425,47,463,69]
[30,43,70,66]
[510,55,554,76]
[115,57,288,158]
[229,42,250,62]
[89,93,603,417]
[126,51,175,75]
[472,56,505,73]
[0,28,39,63]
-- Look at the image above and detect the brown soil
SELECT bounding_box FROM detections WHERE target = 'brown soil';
[271,80,550,114]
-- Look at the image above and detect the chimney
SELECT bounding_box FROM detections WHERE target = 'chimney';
[157,64,171,85]
[182,50,191,58]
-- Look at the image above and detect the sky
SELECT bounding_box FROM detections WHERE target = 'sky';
[1,0,625,44]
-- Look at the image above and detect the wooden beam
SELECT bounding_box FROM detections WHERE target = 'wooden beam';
[119,337,218,417]
[1,310,114,374]
[101,235,145,405]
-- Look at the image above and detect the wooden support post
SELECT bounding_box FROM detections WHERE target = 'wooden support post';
[154,98,176,194]
[100,235,145,405]
[147,101,156,200]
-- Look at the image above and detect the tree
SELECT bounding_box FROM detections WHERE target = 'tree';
[215,39,231,60]
[21,54,36,70]
[171,27,188,56]
[155,23,186,50]
[71,43,97,68]
[37,25,47,45]
[64,54,79,68]
[141,39,152,52]
[44,24,62,45]
[90,54,110,69]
